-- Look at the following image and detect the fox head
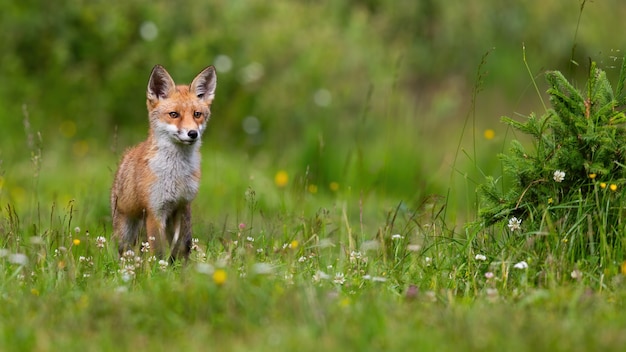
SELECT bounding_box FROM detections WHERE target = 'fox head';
[146,65,217,146]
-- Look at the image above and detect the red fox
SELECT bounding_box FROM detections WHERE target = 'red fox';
[111,65,217,260]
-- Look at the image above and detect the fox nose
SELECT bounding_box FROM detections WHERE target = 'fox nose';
[188,130,198,139]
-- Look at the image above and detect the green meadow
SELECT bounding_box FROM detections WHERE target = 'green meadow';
[3,1,626,351]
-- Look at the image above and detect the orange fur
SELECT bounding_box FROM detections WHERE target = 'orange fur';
[111,65,217,260]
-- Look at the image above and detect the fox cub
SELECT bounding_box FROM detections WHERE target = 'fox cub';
[111,65,217,260]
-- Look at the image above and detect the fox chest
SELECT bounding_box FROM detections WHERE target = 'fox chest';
[147,150,200,211]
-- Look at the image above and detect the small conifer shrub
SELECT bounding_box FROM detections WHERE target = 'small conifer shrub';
[478,59,626,259]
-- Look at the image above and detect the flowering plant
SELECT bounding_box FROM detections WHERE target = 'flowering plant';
[478,60,626,229]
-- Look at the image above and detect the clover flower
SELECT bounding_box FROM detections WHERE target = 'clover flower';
[333,272,346,285]
[513,261,528,269]
[553,170,565,183]
[571,269,583,280]
[313,270,330,283]
[8,253,28,266]
[475,254,487,261]
[251,263,274,275]
[191,238,200,251]
[95,236,106,249]
[349,251,366,263]
[119,266,135,282]
[508,217,522,232]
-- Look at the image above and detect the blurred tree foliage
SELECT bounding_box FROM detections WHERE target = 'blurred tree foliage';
[1,0,626,197]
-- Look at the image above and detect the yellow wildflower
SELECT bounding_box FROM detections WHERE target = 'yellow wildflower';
[73,239,80,246]
[274,170,288,188]
[610,184,618,191]
[213,269,227,286]
[483,129,495,140]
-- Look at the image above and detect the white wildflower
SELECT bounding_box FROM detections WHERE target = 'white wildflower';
[513,261,528,269]
[475,254,487,261]
[391,234,404,240]
[553,170,566,183]
[123,250,135,258]
[195,263,215,275]
[8,253,28,266]
[333,272,346,285]
[362,274,387,282]
[140,241,150,253]
[191,238,200,251]
[119,266,135,282]
[313,270,330,282]
[95,236,106,248]
[158,259,169,271]
[349,251,363,263]
[407,244,422,252]
[508,217,522,232]
[251,262,274,275]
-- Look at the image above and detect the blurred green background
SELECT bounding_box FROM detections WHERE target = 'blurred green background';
[1,0,626,227]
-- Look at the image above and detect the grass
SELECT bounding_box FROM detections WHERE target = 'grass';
[2,139,626,351]
[4,2,626,350]
[5,66,626,351]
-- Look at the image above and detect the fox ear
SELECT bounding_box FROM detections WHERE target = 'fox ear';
[147,65,176,101]
[190,66,217,102]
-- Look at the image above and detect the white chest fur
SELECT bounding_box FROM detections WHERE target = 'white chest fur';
[148,140,201,213]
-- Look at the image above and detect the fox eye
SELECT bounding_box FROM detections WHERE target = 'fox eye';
[193,111,202,118]
[169,112,179,118]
